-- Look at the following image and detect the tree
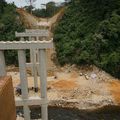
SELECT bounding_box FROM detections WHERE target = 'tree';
[0,0,6,15]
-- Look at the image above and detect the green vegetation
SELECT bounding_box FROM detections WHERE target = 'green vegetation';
[25,1,62,18]
[54,0,120,78]
[0,0,24,64]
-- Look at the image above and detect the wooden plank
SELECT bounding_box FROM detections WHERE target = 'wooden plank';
[0,40,53,50]
[0,51,6,76]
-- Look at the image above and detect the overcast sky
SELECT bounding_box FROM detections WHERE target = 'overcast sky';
[6,0,65,8]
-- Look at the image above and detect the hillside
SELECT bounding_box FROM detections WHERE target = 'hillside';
[0,0,24,64]
[0,0,24,41]
[54,0,120,78]
[1,1,120,119]
[0,0,119,78]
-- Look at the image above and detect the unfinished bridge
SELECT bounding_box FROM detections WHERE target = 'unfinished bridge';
[0,29,53,120]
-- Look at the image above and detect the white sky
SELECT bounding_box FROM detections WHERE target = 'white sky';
[6,0,65,8]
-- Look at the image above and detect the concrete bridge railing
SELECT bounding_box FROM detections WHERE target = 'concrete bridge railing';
[0,40,53,120]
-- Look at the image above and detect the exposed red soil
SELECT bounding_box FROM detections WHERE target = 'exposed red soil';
[108,80,120,105]
[51,80,78,90]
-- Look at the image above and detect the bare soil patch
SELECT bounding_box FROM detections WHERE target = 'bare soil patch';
[107,80,120,105]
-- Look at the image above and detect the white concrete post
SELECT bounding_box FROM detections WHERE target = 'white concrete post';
[33,49,38,91]
[36,36,39,41]
[18,50,30,120]
[29,36,38,91]
[29,36,34,76]
[38,49,48,120]
[0,50,6,76]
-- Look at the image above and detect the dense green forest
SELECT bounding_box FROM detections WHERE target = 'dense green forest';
[0,0,24,64]
[0,0,24,40]
[54,0,120,78]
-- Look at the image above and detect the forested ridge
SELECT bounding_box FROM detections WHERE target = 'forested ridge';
[54,0,120,78]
